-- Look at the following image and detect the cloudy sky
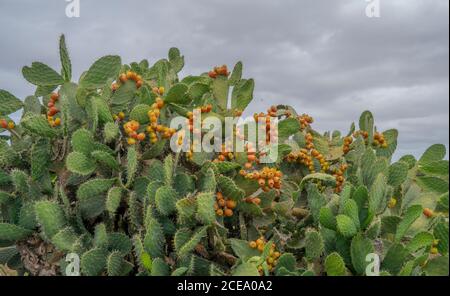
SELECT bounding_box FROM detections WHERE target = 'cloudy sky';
[0,0,448,159]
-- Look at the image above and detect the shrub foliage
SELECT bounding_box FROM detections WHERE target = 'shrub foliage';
[0,36,448,276]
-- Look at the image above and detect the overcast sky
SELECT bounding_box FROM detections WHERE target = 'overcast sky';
[0,0,448,159]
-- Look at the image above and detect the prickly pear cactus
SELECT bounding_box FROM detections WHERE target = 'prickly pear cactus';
[0,35,448,276]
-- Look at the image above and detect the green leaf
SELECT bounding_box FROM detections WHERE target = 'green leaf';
[278,118,301,139]
[59,34,72,81]
[416,176,449,194]
[163,154,174,186]
[175,227,208,257]
[176,197,197,223]
[30,139,50,180]
[106,187,123,215]
[200,168,217,192]
[151,258,170,276]
[381,243,409,275]
[92,150,119,171]
[142,139,167,160]
[107,251,125,276]
[104,122,119,143]
[155,186,178,216]
[350,233,374,275]
[419,160,449,177]
[108,232,132,255]
[0,223,32,241]
[405,231,434,252]
[196,192,215,225]
[388,161,409,187]
[231,78,254,111]
[71,128,95,155]
[92,96,113,124]
[395,205,423,242]
[212,76,229,110]
[419,144,446,165]
[342,199,360,230]
[232,262,259,276]
[173,173,195,197]
[423,256,449,276]
[319,207,337,230]
[433,220,449,255]
[81,248,108,276]
[215,161,241,174]
[306,184,327,223]
[359,111,374,135]
[23,95,42,115]
[77,178,116,218]
[80,55,121,89]
[126,146,138,187]
[369,174,388,214]
[111,80,137,106]
[0,90,23,116]
[399,155,417,169]
[129,104,150,124]
[275,253,297,273]
[324,252,347,276]
[228,61,243,86]
[336,215,357,238]
[168,47,184,73]
[20,114,58,138]
[22,62,64,86]
[34,201,67,239]
[66,152,96,176]
[300,173,336,191]
[229,239,261,261]
[144,216,165,258]
[304,230,324,261]
[165,83,189,104]
[52,227,78,252]
[217,175,245,201]
[93,224,108,248]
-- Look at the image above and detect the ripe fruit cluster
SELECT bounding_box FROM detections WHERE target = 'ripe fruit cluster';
[423,208,434,218]
[214,143,235,162]
[152,86,165,96]
[253,110,279,145]
[333,163,348,193]
[123,120,146,145]
[388,197,397,209]
[46,92,61,127]
[214,192,237,217]
[186,105,212,132]
[241,142,259,169]
[431,240,440,255]
[248,238,281,275]
[241,167,282,191]
[373,132,388,148]
[298,113,313,130]
[113,71,143,90]
[208,65,229,79]
[147,98,176,143]
[353,130,369,140]
[113,111,125,121]
[243,196,261,205]
[0,119,15,130]
[343,136,353,154]
[287,133,329,173]
[234,109,243,117]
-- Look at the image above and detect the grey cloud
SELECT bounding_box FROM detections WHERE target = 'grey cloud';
[0,0,448,159]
